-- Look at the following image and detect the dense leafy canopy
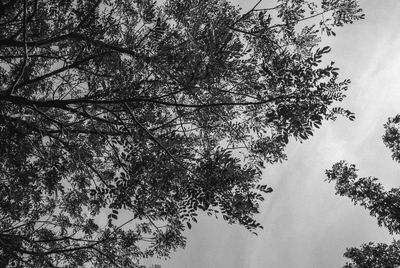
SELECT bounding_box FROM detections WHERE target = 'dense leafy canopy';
[343,241,400,268]
[326,115,400,268]
[0,0,363,267]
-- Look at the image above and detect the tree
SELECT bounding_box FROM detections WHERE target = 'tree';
[326,115,400,268]
[0,0,363,267]
[343,241,400,268]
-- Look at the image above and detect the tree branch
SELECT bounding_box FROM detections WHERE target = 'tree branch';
[5,0,28,95]
[2,94,291,109]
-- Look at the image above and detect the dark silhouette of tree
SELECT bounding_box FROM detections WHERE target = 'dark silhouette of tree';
[326,115,400,268]
[343,241,400,268]
[0,0,363,267]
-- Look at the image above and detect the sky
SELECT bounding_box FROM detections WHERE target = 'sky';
[159,1,400,267]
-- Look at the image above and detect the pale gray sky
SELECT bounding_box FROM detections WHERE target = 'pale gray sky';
[160,1,400,267]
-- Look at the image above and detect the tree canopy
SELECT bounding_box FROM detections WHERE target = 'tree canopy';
[326,115,400,268]
[0,0,363,267]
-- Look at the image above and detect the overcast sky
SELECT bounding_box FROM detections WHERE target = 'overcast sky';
[160,1,400,267]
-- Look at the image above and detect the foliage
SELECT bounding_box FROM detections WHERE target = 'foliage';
[326,115,400,267]
[383,114,400,163]
[326,161,400,234]
[343,241,400,268]
[0,0,363,267]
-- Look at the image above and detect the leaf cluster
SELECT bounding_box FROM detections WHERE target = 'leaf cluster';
[326,115,400,267]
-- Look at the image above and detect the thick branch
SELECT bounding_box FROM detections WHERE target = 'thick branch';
[1,94,290,109]
[6,0,28,95]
